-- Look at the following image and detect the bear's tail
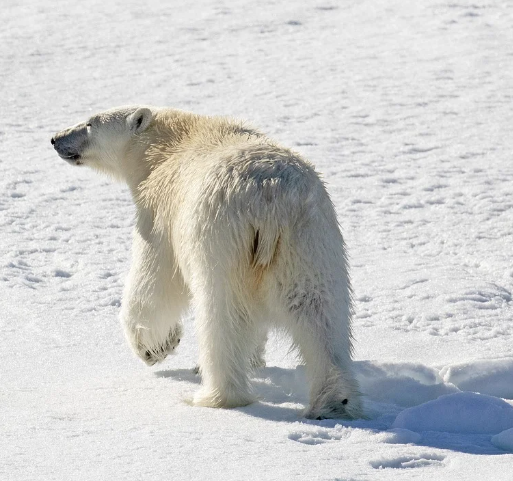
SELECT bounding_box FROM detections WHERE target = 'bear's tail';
[250,226,280,269]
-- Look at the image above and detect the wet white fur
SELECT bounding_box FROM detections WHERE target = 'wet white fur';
[56,106,363,419]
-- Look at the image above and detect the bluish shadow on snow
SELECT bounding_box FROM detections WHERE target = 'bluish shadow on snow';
[236,400,304,422]
[252,366,309,405]
[155,361,513,455]
[354,360,460,408]
[155,365,309,403]
[154,366,309,423]
[288,398,509,456]
[400,431,505,455]
[155,368,201,384]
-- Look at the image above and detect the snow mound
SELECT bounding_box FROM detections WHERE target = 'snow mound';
[491,428,513,452]
[440,358,513,400]
[392,392,513,434]
[380,428,422,445]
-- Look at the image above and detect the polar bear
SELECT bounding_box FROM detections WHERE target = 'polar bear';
[51,106,362,419]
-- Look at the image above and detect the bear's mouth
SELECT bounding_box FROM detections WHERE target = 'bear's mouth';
[59,153,83,166]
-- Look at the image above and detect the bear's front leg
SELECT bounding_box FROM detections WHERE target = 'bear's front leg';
[121,228,189,366]
[139,323,183,366]
[121,281,188,366]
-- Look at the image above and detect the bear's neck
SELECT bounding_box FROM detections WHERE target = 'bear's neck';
[123,141,154,200]
[124,109,200,201]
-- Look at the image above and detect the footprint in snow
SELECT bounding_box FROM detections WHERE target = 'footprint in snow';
[370,454,445,470]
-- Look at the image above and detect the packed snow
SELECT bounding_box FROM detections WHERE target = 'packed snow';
[392,392,513,434]
[492,428,513,453]
[2,0,513,479]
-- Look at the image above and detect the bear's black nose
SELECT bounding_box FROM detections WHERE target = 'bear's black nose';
[51,137,55,145]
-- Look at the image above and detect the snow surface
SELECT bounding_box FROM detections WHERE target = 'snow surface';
[492,428,513,452]
[2,0,513,479]
[392,392,513,434]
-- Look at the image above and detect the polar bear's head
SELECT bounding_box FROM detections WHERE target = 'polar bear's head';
[51,106,154,178]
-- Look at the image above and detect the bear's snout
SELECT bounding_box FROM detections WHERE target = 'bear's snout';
[52,124,89,165]
[52,133,79,158]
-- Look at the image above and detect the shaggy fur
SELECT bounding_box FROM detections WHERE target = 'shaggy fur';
[52,106,363,419]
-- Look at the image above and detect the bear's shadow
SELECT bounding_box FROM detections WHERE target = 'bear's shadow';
[154,366,310,422]
[156,365,513,454]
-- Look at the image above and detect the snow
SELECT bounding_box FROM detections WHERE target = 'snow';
[492,428,513,453]
[441,358,513,399]
[356,361,460,408]
[2,0,513,479]
[392,392,513,434]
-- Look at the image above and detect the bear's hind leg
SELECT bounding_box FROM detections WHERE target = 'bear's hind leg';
[250,329,267,369]
[284,290,362,420]
[295,326,362,420]
[193,328,266,377]
[192,285,259,409]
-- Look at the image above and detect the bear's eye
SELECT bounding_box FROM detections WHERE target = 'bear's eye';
[86,123,92,127]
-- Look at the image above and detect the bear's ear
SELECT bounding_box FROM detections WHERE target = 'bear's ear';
[128,107,152,134]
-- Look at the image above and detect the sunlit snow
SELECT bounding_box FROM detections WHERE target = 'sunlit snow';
[2,0,513,479]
